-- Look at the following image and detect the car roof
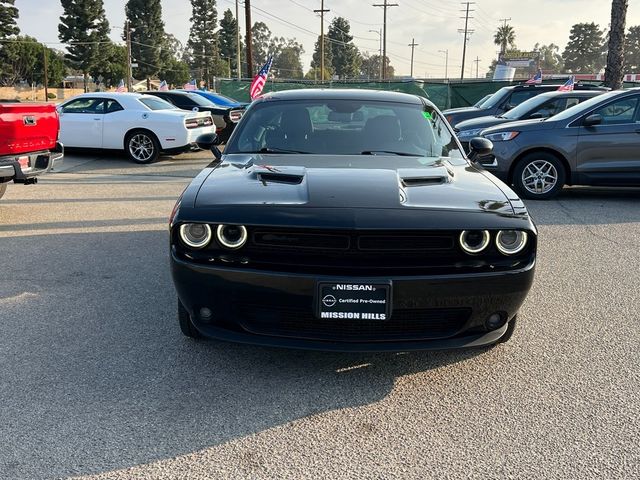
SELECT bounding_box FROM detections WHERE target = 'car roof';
[534,90,604,99]
[258,88,426,105]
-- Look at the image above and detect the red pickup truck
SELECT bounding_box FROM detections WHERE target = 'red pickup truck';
[0,102,63,200]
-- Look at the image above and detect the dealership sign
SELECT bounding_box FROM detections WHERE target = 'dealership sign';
[499,51,540,68]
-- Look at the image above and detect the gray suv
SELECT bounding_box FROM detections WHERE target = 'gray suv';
[477,88,640,199]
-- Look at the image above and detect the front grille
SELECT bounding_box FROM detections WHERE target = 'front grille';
[236,303,471,342]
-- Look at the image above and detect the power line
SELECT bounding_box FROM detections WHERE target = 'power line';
[372,0,398,79]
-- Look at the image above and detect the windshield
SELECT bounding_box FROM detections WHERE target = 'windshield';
[550,91,620,122]
[225,99,465,163]
[479,87,510,109]
[474,94,493,108]
[184,93,217,107]
[139,97,177,111]
[501,94,552,119]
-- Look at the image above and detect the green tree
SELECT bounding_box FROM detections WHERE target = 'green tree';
[125,0,165,89]
[562,23,606,73]
[91,43,127,88]
[605,0,629,89]
[359,53,393,80]
[0,36,39,85]
[494,24,516,55]
[59,0,111,92]
[625,25,640,71]
[327,17,361,79]
[37,47,68,87]
[158,56,190,87]
[219,9,240,77]
[0,0,19,38]
[273,42,304,79]
[187,0,224,87]
[251,21,272,69]
[310,35,334,78]
[533,43,564,72]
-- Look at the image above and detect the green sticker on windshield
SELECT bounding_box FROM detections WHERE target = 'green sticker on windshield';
[422,111,432,120]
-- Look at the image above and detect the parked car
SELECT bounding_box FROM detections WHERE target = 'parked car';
[183,90,248,108]
[0,102,63,200]
[478,88,640,199]
[57,93,215,163]
[455,90,604,151]
[473,93,493,108]
[170,89,536,351]
[144,90,239,143]
[443,83,609,129]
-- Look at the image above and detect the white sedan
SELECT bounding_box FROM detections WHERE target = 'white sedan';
[57,92,216,163]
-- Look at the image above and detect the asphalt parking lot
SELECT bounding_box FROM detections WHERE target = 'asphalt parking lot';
[1,151,639,480]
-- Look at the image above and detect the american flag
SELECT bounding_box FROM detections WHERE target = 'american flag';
[557,76,575,92]
[183,79,197,90]
[525,69,543,84]
[159,80,169,91]
[116,79,127,92]
[250,56,273,100]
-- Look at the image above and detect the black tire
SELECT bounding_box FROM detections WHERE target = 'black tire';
[178,298,201,338]
[125,130,161,164]
[496,316,517,344]
[0,183,6,200]
[512,152,566,200]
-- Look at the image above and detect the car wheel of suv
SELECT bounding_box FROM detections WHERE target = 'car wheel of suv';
[512,153,565,200]
[125,130,160,164]
[0,183,6,200]
[178,298,201,338]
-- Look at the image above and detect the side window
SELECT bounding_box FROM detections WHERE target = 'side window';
[506,90,538,108]
[592,97,639,125]
[530,98,566,118]
[62,98,104,114]
[105,100,123,114]
[565,97,581,109]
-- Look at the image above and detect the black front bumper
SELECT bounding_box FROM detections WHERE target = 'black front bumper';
[171,251,535,352]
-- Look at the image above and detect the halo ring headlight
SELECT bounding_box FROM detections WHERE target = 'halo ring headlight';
[179,223,212,249]
[459,230,490,254]
[216,224,248,249]
[496,230,528,255]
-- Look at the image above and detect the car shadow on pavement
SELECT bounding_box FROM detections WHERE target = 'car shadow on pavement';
[0,229,485,479]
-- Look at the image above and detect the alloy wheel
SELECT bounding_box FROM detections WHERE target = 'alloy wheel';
[521,160,558,195]
[129,133,155,162]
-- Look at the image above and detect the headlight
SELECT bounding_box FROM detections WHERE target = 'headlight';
[216,224,248,249]
[484,131,520,142]
[496,230,528,255]
[459,230,490,254]
[179,223,212,249]
[457,128,483,139]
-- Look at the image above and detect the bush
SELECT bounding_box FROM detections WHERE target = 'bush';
[47,92,57,100]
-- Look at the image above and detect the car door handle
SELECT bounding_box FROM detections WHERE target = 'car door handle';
[93,117,101,121]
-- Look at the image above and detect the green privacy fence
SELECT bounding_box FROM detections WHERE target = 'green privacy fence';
[217,78,640,111]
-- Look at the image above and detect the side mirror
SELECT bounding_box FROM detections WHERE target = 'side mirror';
[468,137,493,162]
[583,114,603,127]
[196,133,222,160]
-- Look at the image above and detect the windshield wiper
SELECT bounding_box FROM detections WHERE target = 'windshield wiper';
[361,150,421,157]
[254,147,311,154]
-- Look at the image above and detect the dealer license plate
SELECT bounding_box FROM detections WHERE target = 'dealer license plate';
[316,282,391,321]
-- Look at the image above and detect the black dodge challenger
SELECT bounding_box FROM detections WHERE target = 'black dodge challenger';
[170,89,536,351]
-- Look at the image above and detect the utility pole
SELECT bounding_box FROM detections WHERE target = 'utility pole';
[498,17,512,28]
[473,56,481,78]
[42,44,49,101]
[314,0,330,82]
[373,0,398,80]
[245,0,253,77]
[458,2,475,80]
[236,0,241,79]
[438,49,449,79]
[408,38,418,77]
[369,29,382,80]
[125,19,132,92]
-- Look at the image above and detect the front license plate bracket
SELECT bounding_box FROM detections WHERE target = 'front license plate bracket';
[316,281,392,321]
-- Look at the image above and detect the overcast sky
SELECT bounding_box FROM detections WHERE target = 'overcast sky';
[15,0,640,78]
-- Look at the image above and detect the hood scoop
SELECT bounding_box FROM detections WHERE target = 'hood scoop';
[251,166,306,185]
[399,166,453,188]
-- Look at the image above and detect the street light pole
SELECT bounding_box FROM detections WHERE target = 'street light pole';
[438,49,448,79]
[368,29,382,80]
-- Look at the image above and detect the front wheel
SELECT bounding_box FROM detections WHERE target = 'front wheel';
[512,153,566,200]
[125,130,160,164]
[0,183,6,200]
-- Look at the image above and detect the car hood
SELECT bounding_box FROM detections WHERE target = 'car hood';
[481,118,550,135]
[194,154,514,215]
[443,106,479,115]
[456,115,512,132]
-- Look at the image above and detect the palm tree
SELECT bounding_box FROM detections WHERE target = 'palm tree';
[605,0,628,89]
[494,25,516,55]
